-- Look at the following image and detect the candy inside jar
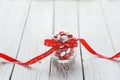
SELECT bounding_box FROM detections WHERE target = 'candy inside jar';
[52,32,76,63]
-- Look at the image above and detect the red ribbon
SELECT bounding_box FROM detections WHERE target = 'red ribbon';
[0,38,120,66]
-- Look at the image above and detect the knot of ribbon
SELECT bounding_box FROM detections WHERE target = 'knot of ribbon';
[0,31,120,66]
[45,38,78,48]
[45,32,78,60]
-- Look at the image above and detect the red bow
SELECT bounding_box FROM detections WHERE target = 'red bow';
[45,38,78,48]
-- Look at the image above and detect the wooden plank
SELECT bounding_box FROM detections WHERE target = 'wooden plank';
[100,0,120,53]
[10,1,53,80]
[49,1,83,80]
[79,0,120,80]
[0,0,30,80]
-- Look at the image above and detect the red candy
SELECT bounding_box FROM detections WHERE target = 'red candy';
[64,54,71,59]
[68,34,73,38]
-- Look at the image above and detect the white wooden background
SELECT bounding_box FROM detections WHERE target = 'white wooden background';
[0,0,120,80]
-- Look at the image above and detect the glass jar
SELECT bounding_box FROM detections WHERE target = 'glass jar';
[52,32,76,64]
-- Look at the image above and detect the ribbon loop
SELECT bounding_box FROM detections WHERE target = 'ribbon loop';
[64,38,78,48]
[44,39,61,47]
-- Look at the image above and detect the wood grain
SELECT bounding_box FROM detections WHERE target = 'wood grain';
[10,1,53,80]
[100,0,120,53]
[49,1,83,80]
[0,0,30,80]
[0,0,120,80]
[79,0,120,80]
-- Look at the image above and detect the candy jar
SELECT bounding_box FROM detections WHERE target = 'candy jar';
[52,32,77,64]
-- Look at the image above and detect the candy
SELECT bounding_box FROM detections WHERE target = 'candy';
[66,48,71,54]
[56,34,61,40]
[60,51,66,57]
[64,54,71,59]
[54,32,75,60]
[59,45,64,48]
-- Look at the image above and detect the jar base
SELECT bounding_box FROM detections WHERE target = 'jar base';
[52,55,76,64]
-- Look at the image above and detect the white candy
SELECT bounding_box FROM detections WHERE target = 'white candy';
[62,39,68,43]
[60,51,66,57]
[56,34,61,40]
[66,48,71,54]
[60,35,69,43]
[61,35,68,40]
[59,45,64,48]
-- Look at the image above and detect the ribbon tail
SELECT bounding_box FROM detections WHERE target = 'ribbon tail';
[110,52,120,59]
[0,47,56,66]
[0,53,24,64]
[23,47,56,65]
[79,39,115,60]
